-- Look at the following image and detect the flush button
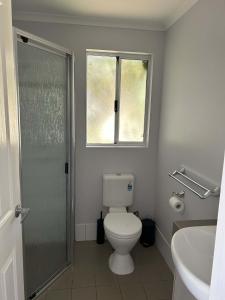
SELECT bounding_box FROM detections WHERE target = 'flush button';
[128,183,133,191]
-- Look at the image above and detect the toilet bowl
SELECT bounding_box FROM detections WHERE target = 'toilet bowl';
[104,212,142,275]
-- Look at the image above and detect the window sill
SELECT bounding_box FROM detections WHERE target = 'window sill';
[85,143,149,149]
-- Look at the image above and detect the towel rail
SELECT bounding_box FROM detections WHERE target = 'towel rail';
[168,168,220,199]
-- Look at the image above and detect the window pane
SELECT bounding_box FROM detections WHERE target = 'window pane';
[87,55,116,144]
[119,59,148,142]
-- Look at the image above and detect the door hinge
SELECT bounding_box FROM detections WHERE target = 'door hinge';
[65,162,69,174]
[114,100,119,113]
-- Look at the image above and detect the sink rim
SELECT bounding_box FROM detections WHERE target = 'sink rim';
[171,225,216,300]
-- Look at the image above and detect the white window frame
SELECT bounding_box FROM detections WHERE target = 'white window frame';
[86,50,153,148]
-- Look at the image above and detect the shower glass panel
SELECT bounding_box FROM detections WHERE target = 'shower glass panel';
[17,40,71,298]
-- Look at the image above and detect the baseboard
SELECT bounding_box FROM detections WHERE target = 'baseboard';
[155,225,174,272]
[75,223,96,241]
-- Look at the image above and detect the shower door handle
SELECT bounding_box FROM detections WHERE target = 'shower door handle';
[15,205,30,223]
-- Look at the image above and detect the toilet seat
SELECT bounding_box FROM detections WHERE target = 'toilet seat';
[104,213,142,239]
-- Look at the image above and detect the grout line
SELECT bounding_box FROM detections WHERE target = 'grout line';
[142,284,149,300]
[118,279,126,300]
[94,266,97,288]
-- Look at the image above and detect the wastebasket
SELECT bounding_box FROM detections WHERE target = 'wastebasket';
[140,218,155,247]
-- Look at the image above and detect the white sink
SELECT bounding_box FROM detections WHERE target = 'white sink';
[171,226,216,300]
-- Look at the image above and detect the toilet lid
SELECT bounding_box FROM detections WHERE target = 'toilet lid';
[104,213,142,238]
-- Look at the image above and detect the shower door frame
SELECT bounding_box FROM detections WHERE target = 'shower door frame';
[13,28,75,299]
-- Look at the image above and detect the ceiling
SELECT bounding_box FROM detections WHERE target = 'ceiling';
[12,0,199,31]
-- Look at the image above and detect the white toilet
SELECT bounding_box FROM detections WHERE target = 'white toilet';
[103,173,142,275]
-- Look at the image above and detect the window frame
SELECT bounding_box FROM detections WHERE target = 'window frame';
[86,50,153,148]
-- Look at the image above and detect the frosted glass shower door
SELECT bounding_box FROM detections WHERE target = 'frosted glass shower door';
[17,41,70,298]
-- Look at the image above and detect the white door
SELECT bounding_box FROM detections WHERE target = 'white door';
[0,0,25,299]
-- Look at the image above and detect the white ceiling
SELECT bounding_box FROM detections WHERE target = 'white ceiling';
[12,0,199,30]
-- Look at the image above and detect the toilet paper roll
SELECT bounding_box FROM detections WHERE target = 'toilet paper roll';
[169,196,185,214]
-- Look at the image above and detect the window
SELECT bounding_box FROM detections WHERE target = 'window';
[86,50,152,147]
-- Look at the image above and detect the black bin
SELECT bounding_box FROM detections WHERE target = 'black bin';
[96,212,105,244]
[140,219,155,247]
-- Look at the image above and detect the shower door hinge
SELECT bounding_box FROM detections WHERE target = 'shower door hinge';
[65,162,69,174]
[114,100,119,112]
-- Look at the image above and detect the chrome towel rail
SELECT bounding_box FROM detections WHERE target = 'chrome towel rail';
[168,168,220,199]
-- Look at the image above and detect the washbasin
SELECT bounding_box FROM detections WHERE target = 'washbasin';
[171,226,216,300]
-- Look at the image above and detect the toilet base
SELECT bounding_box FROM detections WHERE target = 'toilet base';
[109,251,134,275]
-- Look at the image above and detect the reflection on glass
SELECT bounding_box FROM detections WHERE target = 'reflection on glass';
[119,59,148,142]
[87,55,116,144]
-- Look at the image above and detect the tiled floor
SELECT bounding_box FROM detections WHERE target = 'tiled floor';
[37,241,173,300]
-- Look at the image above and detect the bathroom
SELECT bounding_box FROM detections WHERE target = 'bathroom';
[1,0,225,299]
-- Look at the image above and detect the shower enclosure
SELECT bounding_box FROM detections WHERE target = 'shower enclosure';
[14,29,74,299]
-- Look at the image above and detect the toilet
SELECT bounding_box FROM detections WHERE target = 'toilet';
[103,174,142,275]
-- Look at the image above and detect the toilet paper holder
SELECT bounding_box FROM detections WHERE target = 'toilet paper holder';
[172,191,185,198]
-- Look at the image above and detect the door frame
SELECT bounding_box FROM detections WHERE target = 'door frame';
[13,27,75,299]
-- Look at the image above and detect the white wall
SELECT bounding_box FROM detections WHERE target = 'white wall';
[13,21,165,240]
[155,0,225,266]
